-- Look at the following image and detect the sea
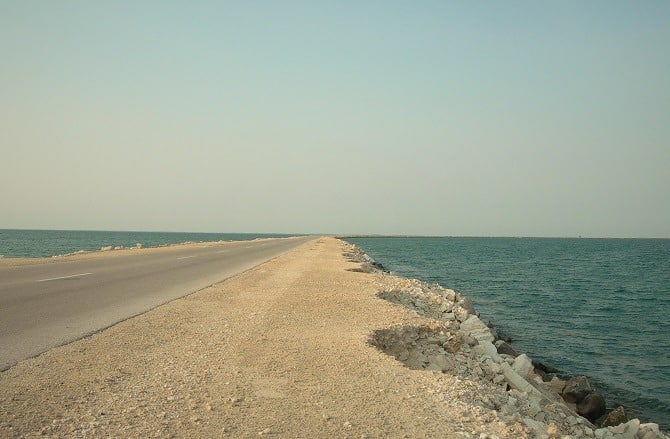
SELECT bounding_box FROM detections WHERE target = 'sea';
[346,237,670,430]
[0,229,299,258]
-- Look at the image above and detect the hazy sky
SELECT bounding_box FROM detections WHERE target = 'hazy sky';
[2,2,669,237]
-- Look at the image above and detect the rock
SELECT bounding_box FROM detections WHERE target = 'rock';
[460,316,495,343]
[501,363,543,397]
[458,296,477,315]
[523,418,548,437]
[609,419,640,438]
[512,354,534,378]
[638,423,663,439]
[562,376,593,403]
[576,392,606,423]
[475,341,499,359]
[426,354,451,372]
[439,301,453,313]
[495,341,518,357]
[601,406,627,428]
[546,377,567,395]
[454,306,470,322]
[533,361,563,375]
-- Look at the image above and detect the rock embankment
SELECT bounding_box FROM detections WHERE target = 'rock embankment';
[345,244,668,439]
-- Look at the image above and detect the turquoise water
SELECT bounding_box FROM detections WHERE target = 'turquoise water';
[347,237,670,429]
[0,229,299,258]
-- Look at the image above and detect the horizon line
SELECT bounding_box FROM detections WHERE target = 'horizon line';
[1,228,668,240]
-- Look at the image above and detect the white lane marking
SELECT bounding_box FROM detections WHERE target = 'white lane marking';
[176,255,197,260]
[37,273,93,282]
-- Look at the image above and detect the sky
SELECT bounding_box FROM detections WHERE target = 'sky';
[1,2,669,237]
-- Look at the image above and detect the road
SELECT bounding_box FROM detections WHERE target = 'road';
[0,236,315,371]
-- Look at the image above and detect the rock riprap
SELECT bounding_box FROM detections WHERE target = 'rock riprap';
[356,244,669,439]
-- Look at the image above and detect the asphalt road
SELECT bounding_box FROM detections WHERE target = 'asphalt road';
[0,236,315,371]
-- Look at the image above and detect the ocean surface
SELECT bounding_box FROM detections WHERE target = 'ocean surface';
[0,229,299,258]
[346,237,670,429]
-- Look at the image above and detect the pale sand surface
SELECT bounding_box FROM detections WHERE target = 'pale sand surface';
[0,237,529,438]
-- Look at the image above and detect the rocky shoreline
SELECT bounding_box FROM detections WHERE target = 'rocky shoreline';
[345,244,669,439]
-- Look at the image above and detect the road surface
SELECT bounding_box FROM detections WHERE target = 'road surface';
[0,236,315,370]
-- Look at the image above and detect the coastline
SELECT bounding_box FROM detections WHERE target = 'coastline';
[0,238,666,438]
[0,237,281,268]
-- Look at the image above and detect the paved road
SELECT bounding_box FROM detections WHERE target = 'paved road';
[0,236,315,371]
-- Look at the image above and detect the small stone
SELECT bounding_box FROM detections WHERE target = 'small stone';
[343,421,352,428]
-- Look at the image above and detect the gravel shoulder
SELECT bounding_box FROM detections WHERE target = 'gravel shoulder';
[0,237,536,437]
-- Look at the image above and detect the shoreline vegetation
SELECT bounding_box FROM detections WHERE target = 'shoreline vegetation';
[0,237,667,438]
[345,243,668,439]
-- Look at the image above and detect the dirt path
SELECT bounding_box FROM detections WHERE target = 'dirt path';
[0,237,529,438]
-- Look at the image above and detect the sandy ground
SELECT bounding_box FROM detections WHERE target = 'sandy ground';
[0,237,530,438]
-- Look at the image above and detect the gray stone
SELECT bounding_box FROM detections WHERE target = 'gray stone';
[562,376,593,403]
[522,418,548,437]
[458,296,477,315]
[609,419,640,439]
[546,377,566,395]
[577,392,606,423]
[512,354,534,378]
[460,316,495,343]
[495,341,518,357]
[638,423,663,439]
[454,305,470,322]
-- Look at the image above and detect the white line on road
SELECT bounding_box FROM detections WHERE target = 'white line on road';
[176,255,197,260]
[37,273,93,282]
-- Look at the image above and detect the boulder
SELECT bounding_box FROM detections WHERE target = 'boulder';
[562,376,593,403]
[576,392,606,423]
[458,296,477,316]
[638,423,663,439]
[460,315,495,343]
[545,377,566,394]
[453,305,470,322]
[512,354,534,378]
[601,406,627,427]
[495,341,518,357]
[533,361,563,375]
[609,418,640,437]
